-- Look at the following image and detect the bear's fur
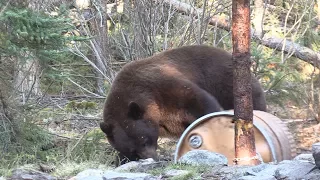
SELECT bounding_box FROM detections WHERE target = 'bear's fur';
[100,45,266,164]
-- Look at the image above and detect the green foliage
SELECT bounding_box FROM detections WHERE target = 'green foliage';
[64,128,115,164]
[1,0,319,177]
[0,120,55,175]
[0,103,114,177]
[0,6,74,55]
[0,4,97,96]
[303,28,320,51]
[0,3,94,96]
[251,43,305,107]
[52,161,111,178]
[147,162,211,180]
[66,100,98,112]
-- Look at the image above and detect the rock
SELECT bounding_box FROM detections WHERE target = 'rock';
[10,168,57,180]
[239,175,276,180]
[305,143,320,175]
[313,142,320,152]
[312,142,320,168]
[293,153,315,163]
[115,158,168,172]
[245,163,270,175]
[71,169,104,180]
[178,150,228,166]
[213,164,270,180]
[39,163,56,173]
[239,160,315,180]
[115,161,141,172]
[164,169,190,177]
[303,172,320,180]
[103,171,156,180]
[71,168,158,180]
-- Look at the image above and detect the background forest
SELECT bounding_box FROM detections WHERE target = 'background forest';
[0,0,320,178]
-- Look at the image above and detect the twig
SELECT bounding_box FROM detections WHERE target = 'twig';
[61,130,88,162]
[0,0,11,16]
[67,77,105,98]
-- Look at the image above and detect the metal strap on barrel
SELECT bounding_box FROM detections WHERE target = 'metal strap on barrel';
[174,111,234,163]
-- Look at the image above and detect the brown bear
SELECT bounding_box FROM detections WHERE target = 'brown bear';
[100,45,266,165]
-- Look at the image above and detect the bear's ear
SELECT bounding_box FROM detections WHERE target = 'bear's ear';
[128,101,144,120]
[100,122,113,136]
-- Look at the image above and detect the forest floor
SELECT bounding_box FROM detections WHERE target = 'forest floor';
[1,98,320,179]
[268,104,320,154]
[287,118,320,154]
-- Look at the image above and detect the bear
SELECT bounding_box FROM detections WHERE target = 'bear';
[100,45,266,165]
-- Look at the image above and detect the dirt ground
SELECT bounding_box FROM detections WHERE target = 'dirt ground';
[287,120,320,154]
[269,104,320,154]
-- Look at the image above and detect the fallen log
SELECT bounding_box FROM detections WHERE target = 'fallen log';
[157,0,320,69]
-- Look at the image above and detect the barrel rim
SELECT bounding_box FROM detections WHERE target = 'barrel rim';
[173,110,297,163]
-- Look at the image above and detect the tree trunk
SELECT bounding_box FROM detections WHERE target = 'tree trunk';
[0,56,20,152]
[232,0,259,166]
[11,1,42,102]
[252,0,264,37]
[14,56,42,103]
[316,0,320,31]
[318,87,320,122]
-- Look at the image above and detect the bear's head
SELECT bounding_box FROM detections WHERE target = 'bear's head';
[100,101,159,164]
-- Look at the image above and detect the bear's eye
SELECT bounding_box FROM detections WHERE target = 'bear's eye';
[141,137,150,147]
[142,142,148,147]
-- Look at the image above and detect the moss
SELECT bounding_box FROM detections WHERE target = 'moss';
[52,161,112,178]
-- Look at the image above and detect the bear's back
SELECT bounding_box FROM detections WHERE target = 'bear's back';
[115,45,233,89]
[107,45,235,110]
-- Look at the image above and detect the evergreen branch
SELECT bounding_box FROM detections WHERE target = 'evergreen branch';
[266,73,293,93]
[0,0,11,17]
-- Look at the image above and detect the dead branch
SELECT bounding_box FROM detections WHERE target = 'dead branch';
[158,0,320,69]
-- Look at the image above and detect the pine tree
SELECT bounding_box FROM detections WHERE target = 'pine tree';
[0,2,79,168]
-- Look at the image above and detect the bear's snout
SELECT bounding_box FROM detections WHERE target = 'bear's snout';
[138,147,158,161]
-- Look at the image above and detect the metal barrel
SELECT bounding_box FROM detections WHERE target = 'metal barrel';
[174,110,297,165]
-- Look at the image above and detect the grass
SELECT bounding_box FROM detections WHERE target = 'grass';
[52,161,112,178]
[147,162,212,180]
[0,101,117,178]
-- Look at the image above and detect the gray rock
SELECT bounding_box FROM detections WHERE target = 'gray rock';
[312,142,320,153]
[312,142,320,168]
[245,163,270,175]
[239,160,315,180]
[214,164,270,180]
[303,171,320,180]
[103,171,156,180]
[178,150,228,166]
[238,175,276,180]
[217,165,251,179]
[115,161,141,172]
[10,168,57,180]
[293,153,315,163]
[73,169,104,180]
[115,158,168,172]
[164,169,190,177]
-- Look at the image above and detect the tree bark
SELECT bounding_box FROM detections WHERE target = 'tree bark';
[14,55,42,103]
[232,0,259,166]
[316,0,320,31]
[318,87,320,122]
[157,0,320,69]
[252,0,264,37]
